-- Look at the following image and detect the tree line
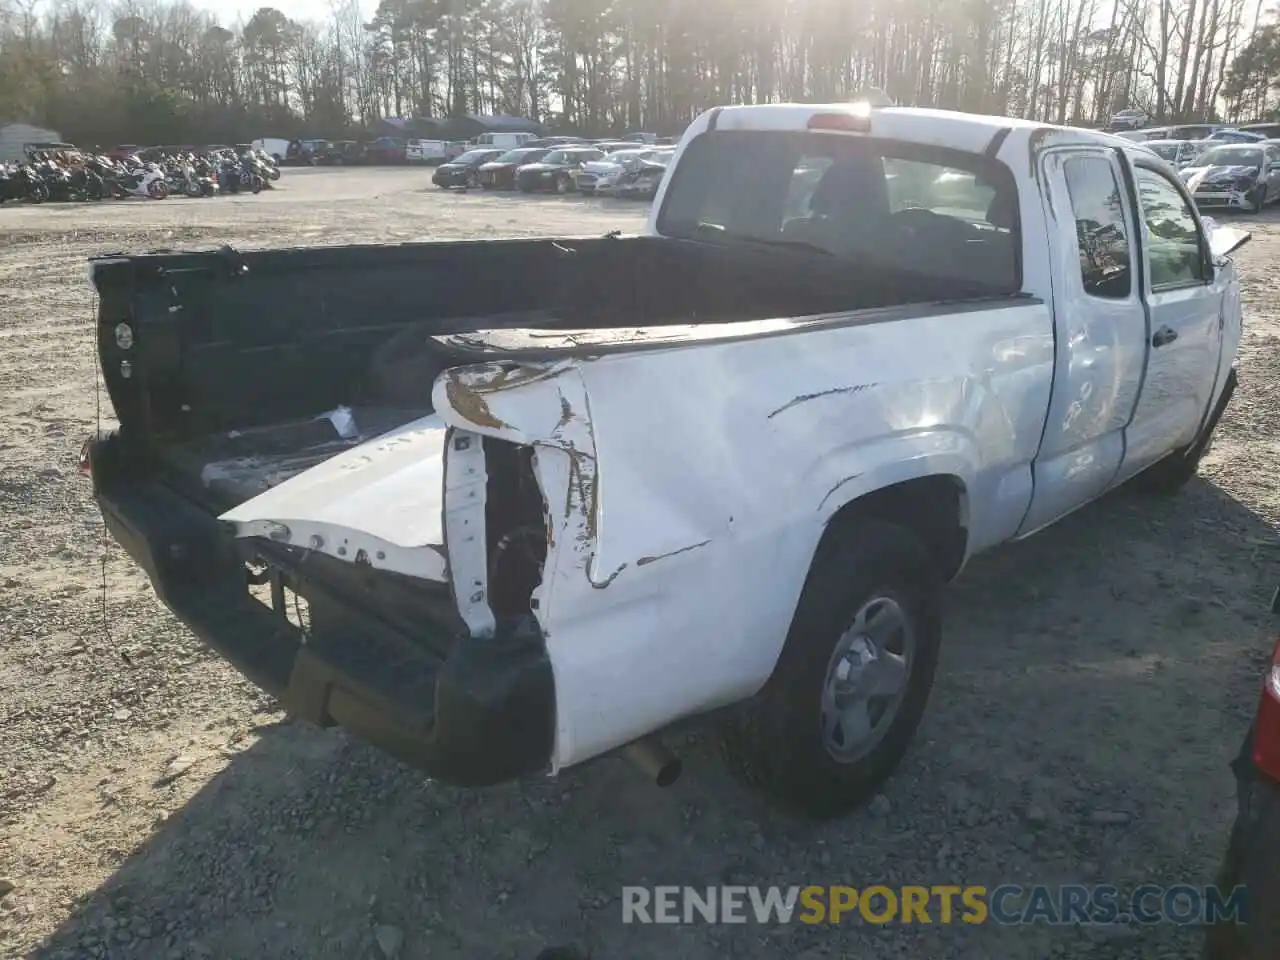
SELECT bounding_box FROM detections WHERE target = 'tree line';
[1,0,1279,147]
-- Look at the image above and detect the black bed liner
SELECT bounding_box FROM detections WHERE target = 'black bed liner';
[162,405,430,509]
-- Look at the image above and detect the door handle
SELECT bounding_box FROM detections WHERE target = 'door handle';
[1152,326,1178,348]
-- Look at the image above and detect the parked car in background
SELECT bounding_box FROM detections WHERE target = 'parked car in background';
[614,148,674,199]
[431,148,505,188]
[315,140,362,165]
[293,139,331,164]
[1113,128,1160,143]
[1205,129,1267,143]
[1240,122,1280,139]
[576,148,654,195]
[1179,142,1280,211]
[475,146,550,189]
[1168,123,1228,140]
[515,147,604,193]
[280,140,314,165]
[365,137,407,164]
[1108,108,1149,130]
[1202,615,1280,959]
[474,131,538,149]
[1143,139,1201,167]
[406,139,449,164]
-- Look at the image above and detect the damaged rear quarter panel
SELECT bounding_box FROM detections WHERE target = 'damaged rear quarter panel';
[434,301,1053,770]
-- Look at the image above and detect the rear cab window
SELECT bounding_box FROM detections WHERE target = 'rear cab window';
[656,130,1021,295]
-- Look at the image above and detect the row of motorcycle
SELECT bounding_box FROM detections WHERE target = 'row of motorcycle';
[0,148,281,205]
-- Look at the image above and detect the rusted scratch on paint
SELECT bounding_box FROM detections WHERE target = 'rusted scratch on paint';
[767,383,879,420]
[444,376,509,431]
[819,474,864,511]
[591,562,627,588]
[636,539,711,567]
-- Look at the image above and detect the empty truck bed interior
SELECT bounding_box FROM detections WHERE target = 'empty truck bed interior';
[92,234,1017,509]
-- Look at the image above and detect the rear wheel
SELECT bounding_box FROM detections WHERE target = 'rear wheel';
[148,180,169,199]
[719,520,942,819]
[556,174,572,194]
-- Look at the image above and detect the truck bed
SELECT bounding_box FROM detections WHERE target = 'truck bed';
[91,234,1013,509]
[161,406,430,509]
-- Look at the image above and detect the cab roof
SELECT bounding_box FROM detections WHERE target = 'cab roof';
[694,102,1157,167]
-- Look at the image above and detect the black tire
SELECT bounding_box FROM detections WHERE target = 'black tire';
[718,519,942,819]
[1248,186,1265,213]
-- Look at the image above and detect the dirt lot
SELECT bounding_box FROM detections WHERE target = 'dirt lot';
[1,166,1278,960]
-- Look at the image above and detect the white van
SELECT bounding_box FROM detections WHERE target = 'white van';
[251,138,292,162]
[406,139,449,164]
[473,132,538,149]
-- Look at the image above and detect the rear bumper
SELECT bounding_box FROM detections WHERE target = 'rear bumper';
[86,433,556,788]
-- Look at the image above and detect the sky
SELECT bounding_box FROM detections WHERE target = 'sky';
[221,0,353,27]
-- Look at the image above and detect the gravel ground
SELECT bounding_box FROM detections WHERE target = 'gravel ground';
[1,166,1278,960]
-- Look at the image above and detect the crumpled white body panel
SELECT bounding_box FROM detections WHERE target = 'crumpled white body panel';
[219,414,450,582]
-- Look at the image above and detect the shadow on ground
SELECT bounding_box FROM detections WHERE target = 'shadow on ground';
[28,478,1280,960]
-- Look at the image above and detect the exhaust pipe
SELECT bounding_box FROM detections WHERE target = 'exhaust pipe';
[622,737,682,787]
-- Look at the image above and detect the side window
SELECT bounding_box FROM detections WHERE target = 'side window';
[1134,167,1207,288]
[1062,156,1132,299]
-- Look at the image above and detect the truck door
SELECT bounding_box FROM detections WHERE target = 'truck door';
[1017,148,1148,535]
[1112,158,1225,483]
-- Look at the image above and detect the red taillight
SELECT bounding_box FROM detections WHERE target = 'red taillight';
[807,106,874,134]
[1251,638,1280,781]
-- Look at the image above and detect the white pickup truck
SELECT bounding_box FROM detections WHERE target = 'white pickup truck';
[83,101,1246,819]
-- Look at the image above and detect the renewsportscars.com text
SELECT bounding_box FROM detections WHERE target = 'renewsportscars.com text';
[621,884,1247,926]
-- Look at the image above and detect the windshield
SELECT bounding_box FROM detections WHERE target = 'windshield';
[543,150,571,164]
[1197,146,1264,168]
[456,150,494,163]
[656,130,1019,292]
[1147,142,1181,160]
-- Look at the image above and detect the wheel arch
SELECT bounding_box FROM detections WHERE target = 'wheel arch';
[816,474,970,584]
[749,471,970,699]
